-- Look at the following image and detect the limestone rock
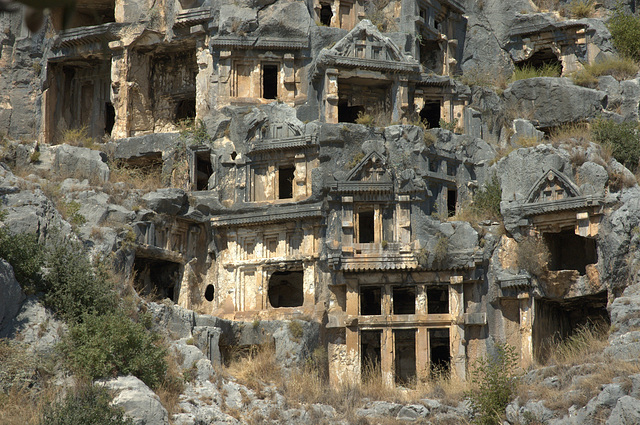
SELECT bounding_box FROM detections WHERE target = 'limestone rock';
[142,189,188,216]
[607,396,640,425]
[53,144,110,183]
[101,375,169,425]
[503,78,606,129]
[0,260,25,332]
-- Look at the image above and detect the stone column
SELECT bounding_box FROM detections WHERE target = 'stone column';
[325,68,339,123]
[450,275,466,380]
[520,294,533,367]
[381,327,394,387]
[109,41,129,139]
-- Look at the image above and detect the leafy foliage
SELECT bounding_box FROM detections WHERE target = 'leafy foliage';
[472,174,502,221]
[466,344,520,425]
[0,230,44,294]
[608,6,640,60]
[39,384,133,425]
[41,239,117,322]
[591,118,640,172]
[61,312,167,389]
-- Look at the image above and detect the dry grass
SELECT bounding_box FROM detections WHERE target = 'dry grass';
[109,159,164,192]
[573,56,639,88]
[223,344,284,392]
[0,387,51,425]
[567,0,595,18]
[58,126,95,148]
[519,323,640,413]
[224,344,469,421]
[548,122,591,146]
[156,349,186,417]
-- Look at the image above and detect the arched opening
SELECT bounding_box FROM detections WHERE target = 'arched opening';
[420,101,441,129]
[268,271,304,308]
[516,48,562,72]
[204,284,214,302]
[320,3,333,26]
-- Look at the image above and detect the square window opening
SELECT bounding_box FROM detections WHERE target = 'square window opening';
[393,286,415,315]
[360,286,382,315]
[427,285,449,314]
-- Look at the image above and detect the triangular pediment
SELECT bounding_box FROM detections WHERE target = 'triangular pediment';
[328,20,409,63]
[345,151,392,183]
[525,169,580,204]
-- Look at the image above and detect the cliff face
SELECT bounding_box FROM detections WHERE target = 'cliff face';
[2,0,640,424]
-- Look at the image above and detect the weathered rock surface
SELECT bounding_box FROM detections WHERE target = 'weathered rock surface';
[101,375,169,425]
[503,78,607,129]
[53,145,110,183]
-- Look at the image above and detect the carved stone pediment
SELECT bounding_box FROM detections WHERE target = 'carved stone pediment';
[312,20,420,78]
[346,151,391,183]
[525,169,580,204]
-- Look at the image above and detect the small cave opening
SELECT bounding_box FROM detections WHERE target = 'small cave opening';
[361,330,382,379]
[393,286,416,315]
[338,102,364,123]
[268,270,303,308]
[358,209,375,243]
[429,158,439,173]
[204,284,214,302]
[133,257,181,302]
[544,230,597,275]
[516,48,562,72]
[175,98,196,122]
[420,101,441,129]
[447,188,457,217]
[360,286,382,316]
[278,166,295,199]
[427,285,449,314]
[429,328,451,375]
[195,150,213,191]
[262,64,278,99]
[320,3,333,26]
[533,291,609,363]
[394,329,416,384]
[105,102,115,135]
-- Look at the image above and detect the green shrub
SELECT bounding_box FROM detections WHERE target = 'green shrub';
[591,118,640,172]
[62,312,167,389]
[439,118,459,132]
[573,56,639,87]
[510,63,561,82]
[466,343,520,425]
[0,231,45,294]
[288,320,304,342]
[472,174,502,221]
[41,239,117,322]
[40,384,133,425]
[608,7,640,60]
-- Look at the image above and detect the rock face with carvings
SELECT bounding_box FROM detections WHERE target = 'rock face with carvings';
[3,1,640,421]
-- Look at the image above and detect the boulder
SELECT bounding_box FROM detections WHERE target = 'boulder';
[0,260,25,331]
[142,188,188,216]
[607,396,640,425]
[101,375,169,425]
[53,144,110,183]
[503,78,606,129]
[0,297,65,353]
